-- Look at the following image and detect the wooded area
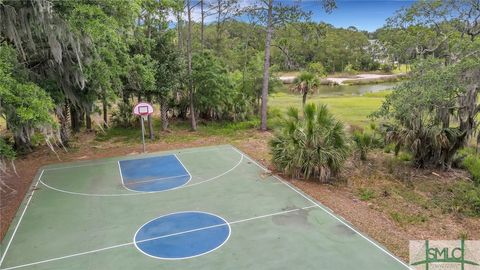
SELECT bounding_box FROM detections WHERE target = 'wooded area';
[1,0,480,261]
[1,0,479,182]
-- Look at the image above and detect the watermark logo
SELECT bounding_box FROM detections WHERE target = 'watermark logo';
[410,240,480,270]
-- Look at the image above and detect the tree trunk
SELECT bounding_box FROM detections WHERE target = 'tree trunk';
[122,89,130,106]
[260,0,273,131]
[102,99,108,128]
[187,0,197,131]
[241,18,252,95]
[216,4,221,53]
[302,91,307,106]
[86,113,92,131]
[147,96,154,140]
[79,111,85,129]
[200,0,205,50]
[71,105,82,133]
[58,102,70,147]
[177,11,183,51]
[147,115,154,140]
[13,126,33,153]
[160,97,169,131]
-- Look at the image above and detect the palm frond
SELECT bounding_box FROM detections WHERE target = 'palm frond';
[270,103,349,183]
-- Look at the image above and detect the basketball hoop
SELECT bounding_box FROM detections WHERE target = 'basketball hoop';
[133,102,154,116]
[133,102,154,153]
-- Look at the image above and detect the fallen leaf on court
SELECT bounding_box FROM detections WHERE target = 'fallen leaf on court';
[260,172,272,179]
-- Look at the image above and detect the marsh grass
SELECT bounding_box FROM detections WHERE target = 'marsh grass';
[269,93,385,126]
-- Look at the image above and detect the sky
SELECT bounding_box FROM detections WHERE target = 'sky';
[185,0,416,32]
[303,0,415,31]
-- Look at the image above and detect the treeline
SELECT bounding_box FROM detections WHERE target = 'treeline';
[270,23,380,72]
[192,21,383,73]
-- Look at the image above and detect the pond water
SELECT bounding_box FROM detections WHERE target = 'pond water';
[314,82,399,96]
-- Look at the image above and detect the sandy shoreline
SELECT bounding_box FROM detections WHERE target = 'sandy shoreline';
[279,73,403,85]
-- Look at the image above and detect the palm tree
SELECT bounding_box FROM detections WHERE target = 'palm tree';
[293,71,320,106]
[270,103,350,183]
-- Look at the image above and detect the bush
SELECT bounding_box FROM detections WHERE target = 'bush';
[368,61,381,71]
[343,63,357,75]
[0,137,15,161]
[267,107,283,129]
[307,62,327,77]
[460,149,480,185]
[111,102,137,128]
[270,103,349,183]
[398,152,412,162]
[389,211,428,226]
[352,130,381,160]
[451,182,480,217]
[358,188,375,201]
[0,137,16,176]
[380,64,393,73]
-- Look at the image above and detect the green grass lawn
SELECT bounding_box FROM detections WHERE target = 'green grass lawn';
[0,117,6,130]
[392,64,410,74]
[95,91,387,144]
[269,92,386,127]
[95,117,261,144]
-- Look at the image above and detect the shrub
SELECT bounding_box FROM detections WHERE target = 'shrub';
[358,188,375,201]
[270,103,350,183]
[398,152,412,162]
[380,63,393,73]
[389,211,428,226]
[352,130,381,160]
[0,137,16,177]
[460,149,480,185]
[307,62,327,77]
[0,137,15,161]
[267,107,283,129]
[111,102,138,128]
[451,182,480,217]
[344,63,357,75]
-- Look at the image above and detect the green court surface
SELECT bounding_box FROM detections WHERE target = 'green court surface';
[0,145,411,270]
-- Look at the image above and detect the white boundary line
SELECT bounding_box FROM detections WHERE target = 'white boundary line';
[133,211,231,261]
[39,153,243,197]
[230,146,413,270]
[0,206,316,270]
[0,170,43,268]
[42,146,232,172]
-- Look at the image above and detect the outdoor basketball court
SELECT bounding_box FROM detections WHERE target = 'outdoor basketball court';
[0,145,411,269]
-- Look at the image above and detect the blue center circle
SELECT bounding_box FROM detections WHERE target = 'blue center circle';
[134,212,231,259]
